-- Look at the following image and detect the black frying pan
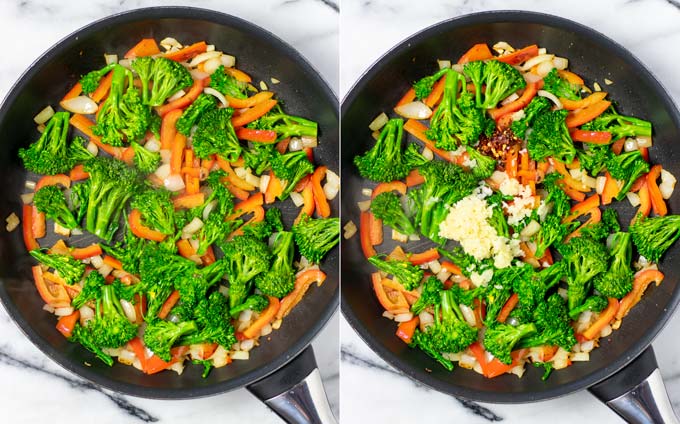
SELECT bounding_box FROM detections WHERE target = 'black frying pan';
[0,7,338,423]
[341,11,680,422]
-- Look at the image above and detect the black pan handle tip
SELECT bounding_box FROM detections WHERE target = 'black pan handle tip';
[589,346,679,424]
[247,345,337,424]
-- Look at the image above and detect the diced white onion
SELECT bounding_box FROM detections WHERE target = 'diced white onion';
[358,200,371,212]
[168,90,186,102]
[661,169,677,184]
[118,349,136,365]
[104,54,118,65]
[86,141,99,156]
[288,137,303,152]
[343,220,357,239]
[451,64,464,74]
[144,137,160,153]
[391,229,408,243]
[501,93,519,106]
[43,304,55,313]
[422,147,434,161]
[624,138,639,152]
[259,174,271,194]
[61,96,98,115]
[245,173,260,188]
[369,112,390,132]
[25,180,36,190]
[231,351,250,360]
[523,72,543,84]
[520,54,555,71]
[538,48,547,55]
[394,101,432,120]
[570,168,583,180]
[203,57,222,75]
[300,136,318,149]
[493,41,515,53]
[596,176,607,195]
[164,174,186,192]
[240,339,255,351]
[5,212,19,232]
[98,264,113,277]
[600,324,613,338]
[189,69,209,81]
[382,311,395,320]
[538,90,563,109]
[459,304,477,327]
[437,59,452,70]
[155,163,171,180]
[21,193,34,204]
[428,260,442,274]
[220,55,236,68]
[580,340,595,353]
[117,59,132,69]
[394,313,414,323]
[571,352,590,362]
[419,311,434,329]
[203,87,228,106]
[71,228,83,236]
[626,192,641,207]
[202,201,217,221]
[54,307,74,316]
[34,106,55,124]
[552,57,569,70]
[459,353,477,369]
[79,305,94,325]
[183,217,204,236]
[234,167,247,179]
[54,222,70,237]
[259,81,268,91]
[636,135,652,148]
[290,191,304,207]
[189,51,222,67]
[436,269,452,283]
[326,170,339,186]
[120,299,137,323]
[90,255,104,269]
[272,319,282,330]
[660,181,675,199]
[270,77,280,85]
[520,219,541,239]
[361,188,373,197]
[160,37,182,50]
[259,323,273,337]
[582,174,597,189]
[323,182,339,200]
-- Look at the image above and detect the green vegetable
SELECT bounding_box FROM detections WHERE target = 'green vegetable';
[292,214,340,263]
[464,60,527,109]
[483,322,536,365]
[354,118,425,183]
[18,111,73,175]
[510,96,551,139]
[581,107,652,140]
[208,65,248,99]
[130,141,160,174]
[29,249,85,285]
[79,63,116,94]
[542,68,581,101]
[248,104,318,140]
[412,68,448,99]
[86,285,139,348]
[466,146,497,180]
[132,57,193,107]
[255,231,296,298]
[606,150,650,201]
[411,276,443,315]
[228,294,269,319]
[368,256,424,291]
[630,215,680,262]
[143,319,197,361]
[192,107,241,161]
[219,235,271,311]
[33,185,79,230]
[527,109,577,164]
[568,295,608,320]
[270,150,314,200]
[131,188,175,236]
[558,236,610,311]
[370,192,416,237]
[175,93,216,136]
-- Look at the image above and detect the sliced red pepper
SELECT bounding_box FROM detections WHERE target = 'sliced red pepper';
[236,127,277,143]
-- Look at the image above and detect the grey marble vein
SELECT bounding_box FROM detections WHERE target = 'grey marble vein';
[0,345,158,423]
[342,346,504,422]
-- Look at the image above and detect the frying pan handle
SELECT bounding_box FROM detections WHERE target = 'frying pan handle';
[589,346,678,423]
[247,345,337,424]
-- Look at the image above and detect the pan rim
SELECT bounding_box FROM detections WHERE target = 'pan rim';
[340,9,680,403]
[0,5,339,399]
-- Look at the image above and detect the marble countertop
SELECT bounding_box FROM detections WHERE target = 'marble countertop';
[0,0,338,423]
[340,0,680,422]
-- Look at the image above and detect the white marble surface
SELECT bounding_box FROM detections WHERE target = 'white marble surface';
[0,0,338,423]
[340,0,680,422]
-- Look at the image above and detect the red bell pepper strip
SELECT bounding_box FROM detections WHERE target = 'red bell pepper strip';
[22,205,39,251]
[124,38,160,59]
[236,127,277,143]
[360,211,377,258]
[408,248,440,265]
[56,311,80,338]
[396,316,420,344]
[647,165,667,216]
[495,45,539,65]
[129,209,167,242]
[457,43,493,64]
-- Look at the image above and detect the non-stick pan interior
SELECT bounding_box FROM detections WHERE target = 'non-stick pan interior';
[341,11,680,402]
[0,7,338,398]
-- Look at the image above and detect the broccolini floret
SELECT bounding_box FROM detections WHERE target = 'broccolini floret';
[292,214,340,263]
[255,231,296,298]
[79,63,116,94]
[581,107,652,140]
[18,111,72,175]
[606,150,650,201]
[510,96,551,139]
[368,256,424,291]
[483,323,536,365]
[270,150,314,200]
[527,109,577,164]
[542,68,581,101]
[370,192,417,237]
[192,107,242,161]
[219,235,271,311]
[558,236,610,311]
[175,93,216,136]
[143,319,197,361]
[33,185,79,230]
[29,249,85,285]
[464,60,527,109]
[630,215,680,262]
